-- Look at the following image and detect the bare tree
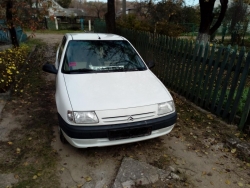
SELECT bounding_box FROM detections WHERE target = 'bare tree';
[228,0,248,45]
[105,0,116,33]
[197,0,228,44]
[85,1,106,19]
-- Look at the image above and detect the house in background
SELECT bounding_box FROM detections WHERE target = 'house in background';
[31,0,85,25]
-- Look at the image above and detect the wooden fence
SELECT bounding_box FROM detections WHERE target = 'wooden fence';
[94,22,250,132]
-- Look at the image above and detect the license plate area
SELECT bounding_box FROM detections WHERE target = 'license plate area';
[108,126,152,141]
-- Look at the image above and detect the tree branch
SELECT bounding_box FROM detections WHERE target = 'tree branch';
[209,0,228,35]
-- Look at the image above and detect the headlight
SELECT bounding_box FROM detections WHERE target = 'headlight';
[67,111,99,124]
[158,101,175,115]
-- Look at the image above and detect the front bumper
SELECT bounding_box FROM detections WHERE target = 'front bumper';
[58,112,177,148]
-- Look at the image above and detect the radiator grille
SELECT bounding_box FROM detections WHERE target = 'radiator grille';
[101,111,155,123]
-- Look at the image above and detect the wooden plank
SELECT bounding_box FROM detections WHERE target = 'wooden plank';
[168,38,177,87]
[200,45,216,107]
[173,39,184,90]
[160,35,167,82]
[216,49,237,115]
[190,43,204,101]
[239,86,250,130]
[229,49,250,122]
[205,45,223,110]
[163,36,171,85]
[222,47,245,119]
[177,39,189,93]
[165,37,174,86]
[211,45,231,111]
[181,40,193,95]
[154,34,160,77]
[196,43,209,105]
[169,38,181,88]
[186,41,200,98]
[159,34,166,81]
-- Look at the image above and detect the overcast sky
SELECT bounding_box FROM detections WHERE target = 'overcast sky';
[185,0,199,6]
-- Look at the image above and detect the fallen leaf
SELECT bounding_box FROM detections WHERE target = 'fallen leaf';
[33,175,37,180]
[231,149,237,154]
[238,182,244,187]
[16,148,21,154]
[207,114,213,120]
[207,172,212,176]
[84,176,92,182]
[235,133,240,137]
[225,180,230,185]
[224,149,229,152]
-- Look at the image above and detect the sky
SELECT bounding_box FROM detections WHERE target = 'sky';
[185,0,199,6]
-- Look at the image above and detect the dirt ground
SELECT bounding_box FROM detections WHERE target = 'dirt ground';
[0,32,250,188]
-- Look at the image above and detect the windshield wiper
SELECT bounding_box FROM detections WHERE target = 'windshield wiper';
[64,68,95,73]
[124,67,147,71]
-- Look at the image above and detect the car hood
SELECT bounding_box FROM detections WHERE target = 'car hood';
[63,71,172,111]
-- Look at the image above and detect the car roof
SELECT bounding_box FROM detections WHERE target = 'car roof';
[65,33,126,41]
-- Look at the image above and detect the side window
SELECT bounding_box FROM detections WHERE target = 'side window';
[58,37,66,66]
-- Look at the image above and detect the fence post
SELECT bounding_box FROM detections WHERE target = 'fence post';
[54,17,58,30]
[239,87,250,131]
[89,20,91,31]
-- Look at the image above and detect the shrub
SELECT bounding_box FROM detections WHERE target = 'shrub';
[116,14,151,32]
[155,22,185,37]
[116,14,185,37]
[0,45,30,93]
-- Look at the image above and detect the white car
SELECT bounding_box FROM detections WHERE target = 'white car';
[43,33,177,148]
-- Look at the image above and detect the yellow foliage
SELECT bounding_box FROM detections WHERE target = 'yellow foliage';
[0,45,30,93]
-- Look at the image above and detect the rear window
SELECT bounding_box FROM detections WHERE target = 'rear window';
[62,40,147,73]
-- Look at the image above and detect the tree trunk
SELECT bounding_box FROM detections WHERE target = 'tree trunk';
[197,0,228,44]
[105,0,116,33]
[122,0,126,16]
[196,32,210,44]
[6,0,19,47]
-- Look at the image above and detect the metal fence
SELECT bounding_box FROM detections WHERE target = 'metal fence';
[94,23,250,132]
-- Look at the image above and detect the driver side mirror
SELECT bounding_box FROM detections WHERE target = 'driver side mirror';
[147,62,155,69]
[42,63,58,74]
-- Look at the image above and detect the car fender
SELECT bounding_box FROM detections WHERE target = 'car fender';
[55,72,73,122]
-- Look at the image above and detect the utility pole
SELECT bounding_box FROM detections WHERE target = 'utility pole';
[122,0,126,16]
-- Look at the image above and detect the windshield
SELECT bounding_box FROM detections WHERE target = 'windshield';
[62,40,147,73]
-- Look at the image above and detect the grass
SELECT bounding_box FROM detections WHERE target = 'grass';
[24,37,46,47]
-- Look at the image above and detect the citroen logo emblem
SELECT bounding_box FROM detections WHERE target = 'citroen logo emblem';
[128,116,133,121]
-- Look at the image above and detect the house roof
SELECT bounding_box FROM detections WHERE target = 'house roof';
[32,0,85,17]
